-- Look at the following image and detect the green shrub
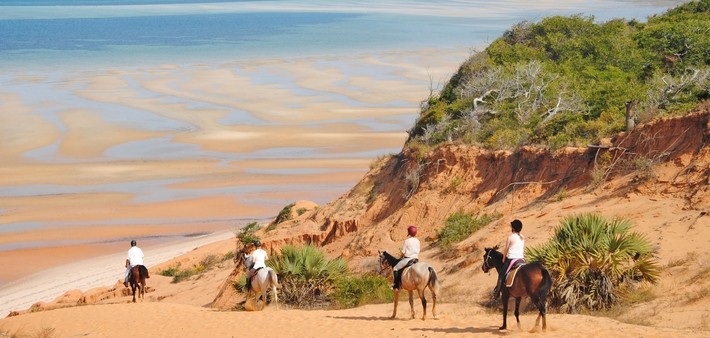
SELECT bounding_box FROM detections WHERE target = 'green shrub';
[270,244,349,308]
[333,274,393,309]
[527,213,660,313]
[274,203,295,224]
[438,211,501,247]
[407,2,709,149]
[158,255,224,283]
[237,221,261,245]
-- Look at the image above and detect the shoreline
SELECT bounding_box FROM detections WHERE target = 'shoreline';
[0,230,235,318]
[0,47,469,298]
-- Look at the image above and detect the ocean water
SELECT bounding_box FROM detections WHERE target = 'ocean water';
[0,1,684,261]
[0,0,683,70]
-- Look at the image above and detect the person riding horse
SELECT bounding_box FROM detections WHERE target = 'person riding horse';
[493,219,525,299]
[245,240,268,292]
[124,239,149,287]
[392,225,420,290]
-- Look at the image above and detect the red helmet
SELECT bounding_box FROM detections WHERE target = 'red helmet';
[407,226,417,236]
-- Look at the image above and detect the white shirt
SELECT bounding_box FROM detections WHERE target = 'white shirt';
[249,248,268,269]
[401,237,420,259]
[506,233,525,259]
[127,246,144,266]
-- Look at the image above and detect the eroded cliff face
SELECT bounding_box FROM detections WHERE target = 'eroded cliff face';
[259,107,709,265]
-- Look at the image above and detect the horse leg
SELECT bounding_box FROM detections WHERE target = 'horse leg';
[408,290,415,320]
[131,284,136,303]
[418,289,427,321]
[260,289,267,310]
[272,285,279,310]
[430,285,437,319]
[391,290,400,319]
[514,297,522,330]
[500,293,509,330]
[530,295,547,332]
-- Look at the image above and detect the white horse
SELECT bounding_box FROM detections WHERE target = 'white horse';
[379,250,441,320]
[242,252,279,310]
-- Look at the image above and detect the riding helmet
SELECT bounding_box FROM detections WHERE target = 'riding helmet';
[407,225,417,236]
[130,240,137,247]
[254,240,262,247]
[511,219,523,232]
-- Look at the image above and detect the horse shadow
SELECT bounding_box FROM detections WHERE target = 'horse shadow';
[411,326,501,335]
[327,315,388,321]
[328,316,502,334]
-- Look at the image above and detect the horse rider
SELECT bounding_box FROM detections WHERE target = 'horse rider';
[245,240,268,291]
[124,239,149,287]
[493,219,525,299]
[392,225,420,290]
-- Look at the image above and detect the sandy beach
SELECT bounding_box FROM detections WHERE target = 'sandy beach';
[0,230,235,318]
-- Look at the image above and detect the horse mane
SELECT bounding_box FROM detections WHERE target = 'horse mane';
[485,246,504,262]
[379,250,400,267]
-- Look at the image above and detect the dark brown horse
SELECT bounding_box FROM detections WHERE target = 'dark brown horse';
[129,265,148,303]
[482,246,551,331]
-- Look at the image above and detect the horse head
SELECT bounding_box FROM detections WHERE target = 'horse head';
[378,250,400,272]
[377,250,387,273]
[237,244,256,270]
[482,246,501,273]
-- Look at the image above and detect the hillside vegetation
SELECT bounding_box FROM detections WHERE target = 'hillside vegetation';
[409,0,708,150]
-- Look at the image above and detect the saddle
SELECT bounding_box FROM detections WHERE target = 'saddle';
[504,261,525,287]
[402,258,419,270]
[246,267,263,291]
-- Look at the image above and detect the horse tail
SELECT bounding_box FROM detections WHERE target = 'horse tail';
[139,265,149,280]
[268,269,279,288]
[538,266,552,300]
[427,266,441,295]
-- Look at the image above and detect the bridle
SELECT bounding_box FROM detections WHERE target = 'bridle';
[378,251,391,274]
[482,250,493,273]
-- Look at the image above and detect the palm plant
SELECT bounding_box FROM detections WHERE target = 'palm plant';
[270,244,349,307]
[527,213,659,313]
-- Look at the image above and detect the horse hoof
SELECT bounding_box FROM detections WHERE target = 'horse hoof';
[499,326,506,330]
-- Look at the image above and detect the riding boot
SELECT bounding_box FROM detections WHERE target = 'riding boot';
[392,270,402,290]
[245,271,252,292]
[493,275,504,299]
[492,281,501,299]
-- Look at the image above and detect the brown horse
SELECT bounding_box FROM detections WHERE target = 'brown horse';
[482,246,551,331]
[378,250,440,320]
[129,265,148,303]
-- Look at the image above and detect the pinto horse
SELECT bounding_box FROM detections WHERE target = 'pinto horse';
[482,246,551,331]
[378,250,440,320]
[128,265,148,303]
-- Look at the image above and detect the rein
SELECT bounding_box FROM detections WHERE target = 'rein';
[378,251,398,273]
[483,249,497,272]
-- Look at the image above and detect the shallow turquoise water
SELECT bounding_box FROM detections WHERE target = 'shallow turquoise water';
[0,0,682,70]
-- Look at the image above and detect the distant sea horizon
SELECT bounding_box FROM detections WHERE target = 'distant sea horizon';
[0,0,685,71]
